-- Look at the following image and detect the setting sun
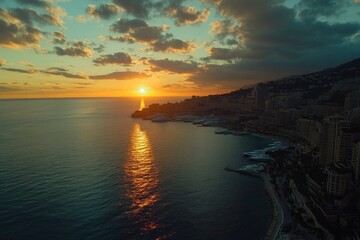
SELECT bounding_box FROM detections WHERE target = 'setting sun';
[139,88,146,94]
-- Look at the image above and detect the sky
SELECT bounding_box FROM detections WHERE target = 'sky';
[0,0,359,98]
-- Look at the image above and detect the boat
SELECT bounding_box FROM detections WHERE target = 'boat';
[151,115,169,122]
[193,119,205,125]
[215,129,231,135]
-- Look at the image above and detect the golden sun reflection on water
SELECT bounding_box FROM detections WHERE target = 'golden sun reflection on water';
[139,98,145,111]
[124,123,160,232]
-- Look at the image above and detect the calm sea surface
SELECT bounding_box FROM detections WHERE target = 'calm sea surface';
[0,98,273,240]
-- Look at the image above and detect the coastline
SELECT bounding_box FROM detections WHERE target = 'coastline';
[132,113,290,240]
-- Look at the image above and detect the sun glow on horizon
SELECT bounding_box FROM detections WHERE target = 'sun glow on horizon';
[139,88,146,95]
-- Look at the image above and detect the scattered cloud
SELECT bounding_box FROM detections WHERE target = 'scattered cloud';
[89,71,148,80]
[0,10,44,48]
[54,41,92,57]
[163,83,188,89]
[1,67,37,74]
[112,0,153,18]
[148,58,199,73]
[206,47,244,60]
[151,38,195,53]
[86,3,121,20]
[93,52,132,65]
[110,18,149,33]
[296,0,347,20]
[166,6,210,26]
[109,18,195,53]
[52,31,66,44]
[15,0,50,8]
[4,8,62,27]
[0,65,88,79]
[44,6,66,27]
[1,0,360,94]
[93,44,105,53]
[41,67,87,79]
[76,15,87,23]
[210,19,242,44]
[72,82,94,86]
[0,5,67,48]
[19,61,35,67]
[0,86,20,92]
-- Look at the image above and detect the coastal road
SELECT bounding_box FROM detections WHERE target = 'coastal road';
[224,168,284,240]
[263,176,284,240]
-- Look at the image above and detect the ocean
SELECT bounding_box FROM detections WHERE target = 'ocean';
[0,97,274,240]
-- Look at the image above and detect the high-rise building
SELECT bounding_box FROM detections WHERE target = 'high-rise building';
[296,118,321,148]
[335,127,357,166]
[254,83,267,111]
[326,167,351,197]
[352,142,360,184]
[319,115,344,166]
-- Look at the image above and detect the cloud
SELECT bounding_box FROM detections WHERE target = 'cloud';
[188,44,360,88]
[108,35,136,43]
[4,8,62,27]
[109,18,195,53]
[296,0,347,20]
[0,86,20,92]
[41,68,87,79]
[76,15,87,23]
[0,6,67,48]
[208,47,243,60]
[1,67,37,74]
[0,15,43,49]
[47,67,68,71]
[89,71,148,80]
[151,38,195,53]
[210,19,242,44]
[86,3,121,20]
[43,6,66,27]
[93,44,105,53]
[2,66,88,79]
[148,58,199,73]
[205,0,360,61]
[163,83,188,89]
[130,26,164,43]
[15,0,50,8]
[112,0,153,18]
[110,18,148,33]
[19,61,35,67]
[93,52,132,65]
[0,59,5,66]
[52,31,66,44]
[54,41,92,57]
[72,82,94,86]
[0,65,88,80]
[166,6,210,26]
